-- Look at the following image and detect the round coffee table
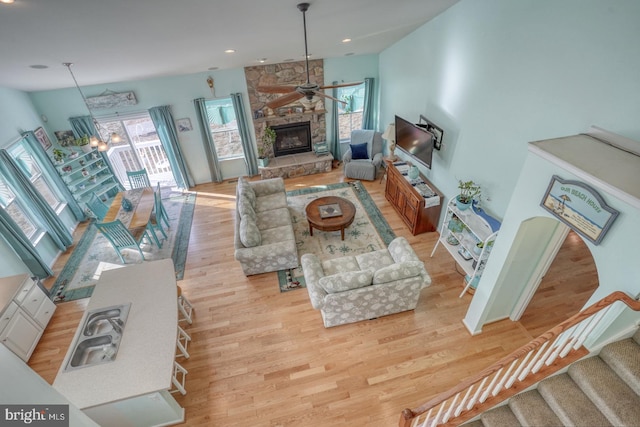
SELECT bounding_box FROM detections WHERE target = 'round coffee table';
[305,196,356,241]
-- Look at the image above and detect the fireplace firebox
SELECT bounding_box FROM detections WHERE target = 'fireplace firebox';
[272,122,312,157]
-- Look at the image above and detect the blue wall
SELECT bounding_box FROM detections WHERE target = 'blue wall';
[379,0,640,218]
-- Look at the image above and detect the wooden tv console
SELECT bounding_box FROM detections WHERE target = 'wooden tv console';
[384,160,444,235]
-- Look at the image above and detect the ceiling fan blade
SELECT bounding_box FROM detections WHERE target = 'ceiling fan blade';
[320,81,363,89]
[313,90,347,105]
[256,85,298,94]
[266,92,305,109]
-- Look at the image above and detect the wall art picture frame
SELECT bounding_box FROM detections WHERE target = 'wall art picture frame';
[54,130,76,147]
[34,127,52,151]
[540,175,619,245]
[176,118,193,132]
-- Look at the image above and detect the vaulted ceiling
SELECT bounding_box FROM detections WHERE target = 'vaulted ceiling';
[0,0,458,92]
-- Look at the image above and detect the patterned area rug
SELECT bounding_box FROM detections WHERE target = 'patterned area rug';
[278,181,395,292]
[49,190,196,302]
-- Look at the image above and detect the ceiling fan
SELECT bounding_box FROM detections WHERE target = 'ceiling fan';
[257,2,362,110]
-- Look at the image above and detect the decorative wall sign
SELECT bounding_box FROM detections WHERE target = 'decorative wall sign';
[86,90,137,110]
[176,118,193,132]
[34,127,52,151]
[541,175,619,245]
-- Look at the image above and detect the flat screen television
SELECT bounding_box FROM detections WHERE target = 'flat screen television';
[394,115,435,169]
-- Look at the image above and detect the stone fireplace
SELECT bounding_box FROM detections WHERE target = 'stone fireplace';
[272,122,311,157]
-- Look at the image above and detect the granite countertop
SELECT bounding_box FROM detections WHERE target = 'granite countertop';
[53,259,178,409]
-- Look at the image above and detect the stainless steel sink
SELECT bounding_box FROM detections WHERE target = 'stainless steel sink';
[64,302,131,372]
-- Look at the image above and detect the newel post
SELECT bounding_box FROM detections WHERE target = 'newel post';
[399,408,415,427]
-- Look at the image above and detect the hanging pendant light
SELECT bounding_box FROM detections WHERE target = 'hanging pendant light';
[63,62,121,151]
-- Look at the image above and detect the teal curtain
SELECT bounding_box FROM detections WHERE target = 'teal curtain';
[193,98,223,183]
[0,209,52,278]
[22,132,85,221]
[362,77,375,130]
[231,93,258,176]
[148,105,194,189]
[328,82,341,159]
[0,150,72,251]
[69,116,124,190]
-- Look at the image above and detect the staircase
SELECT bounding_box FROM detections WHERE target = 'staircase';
[399,292,640,427]
[465,328,640,426]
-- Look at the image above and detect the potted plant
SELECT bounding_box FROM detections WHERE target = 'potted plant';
[52,148,66,164]
[456,180,481,211]
[258,126,276,167]
[74,135,92,153]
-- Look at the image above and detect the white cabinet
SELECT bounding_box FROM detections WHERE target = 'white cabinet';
[0,275,56,362]
[431,197,501,297]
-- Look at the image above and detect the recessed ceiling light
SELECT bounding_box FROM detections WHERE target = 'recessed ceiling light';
[207,66,219,71]
[224,49,236,54]
[342,38,352,43]
[29,64,49,69]
[257,58,267,63]
[1,0,16,4]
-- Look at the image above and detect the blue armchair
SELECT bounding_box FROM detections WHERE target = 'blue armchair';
[342,130,383,181]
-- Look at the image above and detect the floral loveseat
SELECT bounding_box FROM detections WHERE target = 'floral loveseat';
[300,236,431,327]
[234,176,298,275]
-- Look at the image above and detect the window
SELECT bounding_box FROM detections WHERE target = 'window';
[98,113,176,188]
[337,83,365,141]
[9,144,63,212]
[0,177,39,240]
[204,98,242,160]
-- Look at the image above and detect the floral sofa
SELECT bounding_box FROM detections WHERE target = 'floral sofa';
[300,236,431,327]
[234,176,298,275]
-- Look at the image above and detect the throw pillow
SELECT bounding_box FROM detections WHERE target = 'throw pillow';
[319,270,373,293]
[350,142,369,160]
[372,261,423,285]
[239,216,261,247]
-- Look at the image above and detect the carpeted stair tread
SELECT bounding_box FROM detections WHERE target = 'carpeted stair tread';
[538,373,612,426]
[599,338,640,395]
[461,420,484,427]
[569,356,640,426]
[509,389,562,426]
[481,405,521,427]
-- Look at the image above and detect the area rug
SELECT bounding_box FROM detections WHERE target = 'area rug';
[49,190,196,302]
[278,181,395,292]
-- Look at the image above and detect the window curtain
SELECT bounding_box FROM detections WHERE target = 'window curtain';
[328,81,341,159]
[68,116,125,190]
[0,150,72,251]
[362,77,375,130]
[193,98,223,183]
[22,132,85,221]
[231,93,258,176]
[148,105,194,189]
[0,209,52,278]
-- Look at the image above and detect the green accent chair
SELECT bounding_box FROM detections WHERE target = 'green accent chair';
[127,168,151,189]
[95,219,148,263]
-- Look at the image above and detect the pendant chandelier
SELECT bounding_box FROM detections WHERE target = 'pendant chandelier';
[63,62,121,152]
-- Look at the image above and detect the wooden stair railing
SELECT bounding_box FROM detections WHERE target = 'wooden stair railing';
[399,291,640,427]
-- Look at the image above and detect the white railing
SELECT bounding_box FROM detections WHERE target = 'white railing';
[108,141,175,189]
[399,291,640,427]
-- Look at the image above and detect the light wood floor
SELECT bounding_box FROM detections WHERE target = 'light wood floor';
[31,168,598,426]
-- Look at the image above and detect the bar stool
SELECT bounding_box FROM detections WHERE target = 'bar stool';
[176,325,191,359]
[170,361,188,395]
[177,286,194,325]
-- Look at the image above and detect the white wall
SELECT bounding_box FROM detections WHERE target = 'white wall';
[464,145,640,333]
[379,0,640,219]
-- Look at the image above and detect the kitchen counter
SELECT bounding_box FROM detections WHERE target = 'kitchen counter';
[53,259,183,426]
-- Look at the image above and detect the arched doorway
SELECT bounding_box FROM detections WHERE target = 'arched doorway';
[518,228,599,337]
